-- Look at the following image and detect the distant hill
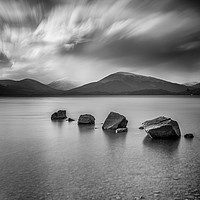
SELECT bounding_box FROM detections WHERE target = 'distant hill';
[0,79,61,96]
[63,72,188,95]
[184,82,199,87]
[48,78,80,91]
[192,83,200,88]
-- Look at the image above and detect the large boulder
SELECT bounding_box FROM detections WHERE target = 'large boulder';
[141,116,181,139]
[102,112,128,131]
[78,114,95,125]
[51,110,67,120]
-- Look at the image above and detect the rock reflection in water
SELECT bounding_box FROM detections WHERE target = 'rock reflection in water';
[143,135,180,156]
[78,124,95,134]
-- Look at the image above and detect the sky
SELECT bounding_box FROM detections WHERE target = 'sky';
[0,0,200,84]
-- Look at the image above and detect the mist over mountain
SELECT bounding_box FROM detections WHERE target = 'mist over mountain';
[192,83,200,88]
[184,82,199,87]
[48,78,80,91]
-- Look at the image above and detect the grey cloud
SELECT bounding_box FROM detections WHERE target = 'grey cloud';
[0,52,12,68]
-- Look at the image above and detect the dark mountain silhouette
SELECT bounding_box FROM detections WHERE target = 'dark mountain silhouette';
[0,79,61,96]
[0,72,198,96]
[63,72,187,95]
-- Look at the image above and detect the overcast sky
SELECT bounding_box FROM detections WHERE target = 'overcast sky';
[0,0,200,84]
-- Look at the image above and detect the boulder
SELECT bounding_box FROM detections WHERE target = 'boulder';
[116,128,128,133]
[51,110,67,120]
[141,116,181,139]
[102,112,128,131]
[184,133,194,139]
[78,114,95,125]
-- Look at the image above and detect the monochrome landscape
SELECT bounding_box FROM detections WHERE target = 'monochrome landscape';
[0,0,200,200]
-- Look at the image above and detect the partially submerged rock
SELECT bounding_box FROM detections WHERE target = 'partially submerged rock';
[67,117,75,122]
[78,114,95,125]
[51,110,67,120]
[184,133,194,139]
[141,116,181,139]
[102,112,128,131]
[116,128,128,133]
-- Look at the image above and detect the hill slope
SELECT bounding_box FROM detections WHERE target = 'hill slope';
[193,83,200,88]
[48,78,79,91]
[0,79,61,96]
[63,72,187,95]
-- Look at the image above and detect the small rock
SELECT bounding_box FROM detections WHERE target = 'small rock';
[51,110,67,120]
[184,133,194,139]
[67,117,75,122]
[78,114,95,125]
[116,128,128,133]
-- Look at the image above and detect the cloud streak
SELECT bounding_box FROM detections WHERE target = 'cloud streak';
[0,0,200,83]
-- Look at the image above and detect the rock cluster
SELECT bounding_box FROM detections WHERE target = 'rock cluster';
[51,111,194,141]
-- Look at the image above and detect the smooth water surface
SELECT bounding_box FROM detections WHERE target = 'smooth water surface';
[0,97,200,200]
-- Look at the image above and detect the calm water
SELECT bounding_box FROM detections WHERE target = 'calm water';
[0,97,200,200]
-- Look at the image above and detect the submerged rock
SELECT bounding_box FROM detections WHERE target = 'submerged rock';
[102,112,128,131]
[116,128,128,133]
[51,110,67,120]
[141,116,181,139]
[67,117,75,122]
[78,114,95,125]
[184,133,194,139]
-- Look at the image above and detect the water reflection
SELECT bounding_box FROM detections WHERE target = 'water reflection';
[51,120,66,128]
[143,136,180,155]
[103,130,127,147]
[78,124,95,134]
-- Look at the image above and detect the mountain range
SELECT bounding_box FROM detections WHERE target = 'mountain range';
[0,72,199,96]
[0,79,61,96]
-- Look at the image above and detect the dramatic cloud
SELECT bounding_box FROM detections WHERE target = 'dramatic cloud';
[0,0,200,83]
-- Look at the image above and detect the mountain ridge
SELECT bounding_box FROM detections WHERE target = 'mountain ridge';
[63,72,188,95]
[0,78,62,96]
[0,72,199,96]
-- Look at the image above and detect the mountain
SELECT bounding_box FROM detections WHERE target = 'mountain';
[63,72,188,95]
[184,82,199,86]
[48,78,80,91]
[0,79,61,96]
[192,83,200,88]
